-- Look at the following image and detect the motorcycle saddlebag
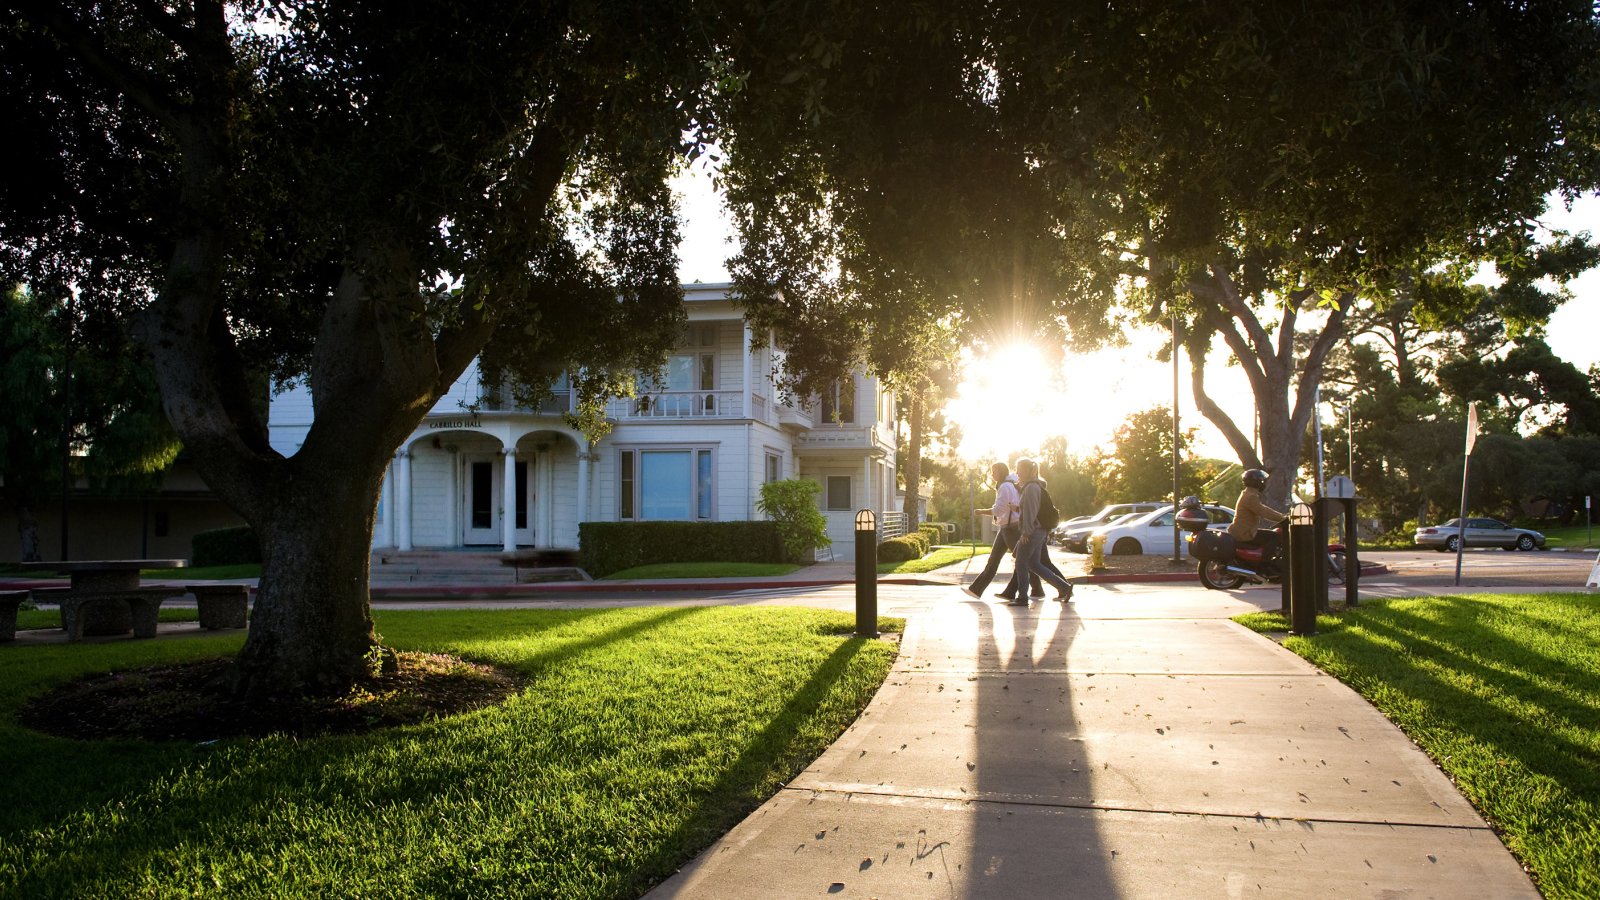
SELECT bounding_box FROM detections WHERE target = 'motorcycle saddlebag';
[1189,530,1235,562]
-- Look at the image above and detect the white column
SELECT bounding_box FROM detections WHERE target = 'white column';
[501,446,518,553]
[540,446,556,547]
[742,321,754,421]
[577,449,592,527]
[396,450,413,551]
[863,456,872,514]
[381,464,396,548]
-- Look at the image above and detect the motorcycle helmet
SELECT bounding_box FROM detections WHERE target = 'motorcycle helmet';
[1242,468,1269,491]
[1179,495,1203,510]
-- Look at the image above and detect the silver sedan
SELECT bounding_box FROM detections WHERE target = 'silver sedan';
[1414,518,1546,552]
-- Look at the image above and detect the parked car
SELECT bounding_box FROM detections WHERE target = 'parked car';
[1093,504,1236,556]
[1414,518,1546,552]
[1055,502,1167,550]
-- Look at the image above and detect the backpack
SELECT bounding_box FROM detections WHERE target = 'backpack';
[1031,482,1060,530]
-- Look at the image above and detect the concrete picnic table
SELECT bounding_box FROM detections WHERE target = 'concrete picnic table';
[18,558,186,640]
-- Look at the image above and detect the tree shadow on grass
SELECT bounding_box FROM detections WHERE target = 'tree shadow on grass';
[0,605,880,898]
[617,634,889,898]
[1325,603,1600,795]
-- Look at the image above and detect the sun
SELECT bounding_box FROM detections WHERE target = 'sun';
[945,334,1243,464]
[944,342,1061,462]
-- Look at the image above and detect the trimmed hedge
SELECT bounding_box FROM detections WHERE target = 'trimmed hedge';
[192,526,261,567]
[579,521,786,578]
[918,523,943,546]
[878,530,931,562]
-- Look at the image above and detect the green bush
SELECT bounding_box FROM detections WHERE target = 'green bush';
[877,535,926,562]
[579,521,785,578]
[192,526,261,567]
[918,523,944,546]
[756,479,832,562]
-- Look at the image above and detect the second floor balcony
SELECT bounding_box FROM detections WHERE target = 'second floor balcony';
[608,390,744,420]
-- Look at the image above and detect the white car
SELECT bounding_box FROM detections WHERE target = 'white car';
[1056,502,1167,550]
[1093,504,1235,556]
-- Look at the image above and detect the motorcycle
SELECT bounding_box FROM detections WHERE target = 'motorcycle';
[1176,501,1349,591]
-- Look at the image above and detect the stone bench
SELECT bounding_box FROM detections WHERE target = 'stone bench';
[46,586,184,641]
[188,584,250,630]
[0,590,29,642]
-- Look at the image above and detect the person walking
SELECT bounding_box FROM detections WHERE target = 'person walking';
[1011,457,1075,605]
[962,462,1042,599]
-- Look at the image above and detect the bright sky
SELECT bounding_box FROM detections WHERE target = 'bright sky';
[672,166,1600,464]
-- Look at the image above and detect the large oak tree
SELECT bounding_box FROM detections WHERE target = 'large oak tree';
[2,0,721,695]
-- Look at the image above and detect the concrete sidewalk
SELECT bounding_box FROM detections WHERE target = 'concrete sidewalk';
[647,585,1535,899]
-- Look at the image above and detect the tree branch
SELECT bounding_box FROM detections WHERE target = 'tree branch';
[36,3,184,131]
[1189,346,1262,468]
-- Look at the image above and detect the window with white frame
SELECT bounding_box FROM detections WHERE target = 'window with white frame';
[619,448,715,520]
[765,452,783,483]
[825,475,852,511]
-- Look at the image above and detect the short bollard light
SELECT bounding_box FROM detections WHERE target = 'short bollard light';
[1288,502,1317,636]
[854,509,878,638]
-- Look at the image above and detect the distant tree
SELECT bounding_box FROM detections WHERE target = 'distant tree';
[0,285,178,560]
[1035,436,1100,519]
[1099,408,1205,504]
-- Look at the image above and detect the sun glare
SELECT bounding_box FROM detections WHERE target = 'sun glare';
[945,333,1255,464]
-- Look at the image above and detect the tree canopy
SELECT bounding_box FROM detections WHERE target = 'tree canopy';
[2,0,725,694]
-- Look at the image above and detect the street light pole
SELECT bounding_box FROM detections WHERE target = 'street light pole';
[1172,308,1181,563]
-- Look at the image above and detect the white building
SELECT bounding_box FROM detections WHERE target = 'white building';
[267,284,900,560]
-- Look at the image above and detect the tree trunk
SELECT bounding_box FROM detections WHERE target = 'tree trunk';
[15,500,41,563]
[230,456,392,697]
[902,390,923,530]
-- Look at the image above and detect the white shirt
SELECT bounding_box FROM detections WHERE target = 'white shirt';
[991,477,1021,527]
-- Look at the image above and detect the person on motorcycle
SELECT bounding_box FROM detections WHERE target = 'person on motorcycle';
[1228,468,1287,567]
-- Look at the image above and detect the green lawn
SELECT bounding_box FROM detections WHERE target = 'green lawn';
[878,543,982,574]
[0,606,899,899]
[1235,594,1600,898]
[14,607,199,631]
[600,561,801,580]
[1536,523,1599,549]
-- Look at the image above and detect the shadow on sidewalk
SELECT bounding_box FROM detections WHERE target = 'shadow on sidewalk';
[965,600,1117,893]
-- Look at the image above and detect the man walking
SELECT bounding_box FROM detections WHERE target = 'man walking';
[1012,457,1075,606]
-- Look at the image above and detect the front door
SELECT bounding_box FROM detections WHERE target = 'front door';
[462,454,501,545]
[463,453,537,547]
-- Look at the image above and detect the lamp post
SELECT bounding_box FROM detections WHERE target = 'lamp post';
[1171,308,1181,563]
[1288,502,1318,636]
[854,509,878,638]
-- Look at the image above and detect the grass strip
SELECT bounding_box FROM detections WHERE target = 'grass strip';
[13,607,199,631]
[1234,593,1600,898]
[600,561,801,580]
[878,544,981,574]
[0,606,899,899]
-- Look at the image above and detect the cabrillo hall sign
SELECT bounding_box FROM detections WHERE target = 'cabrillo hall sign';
[427,416,481,430]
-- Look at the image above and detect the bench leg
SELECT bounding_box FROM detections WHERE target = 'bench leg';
[127,596,167,639]
[60,600,86,642]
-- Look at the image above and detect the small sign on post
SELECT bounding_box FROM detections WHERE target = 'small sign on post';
[854,509,878,638]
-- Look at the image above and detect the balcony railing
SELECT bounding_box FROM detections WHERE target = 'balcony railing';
[777,400,814,428]
[793,425,882,451]
[478,385,573,415]
[608,390,744,419]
